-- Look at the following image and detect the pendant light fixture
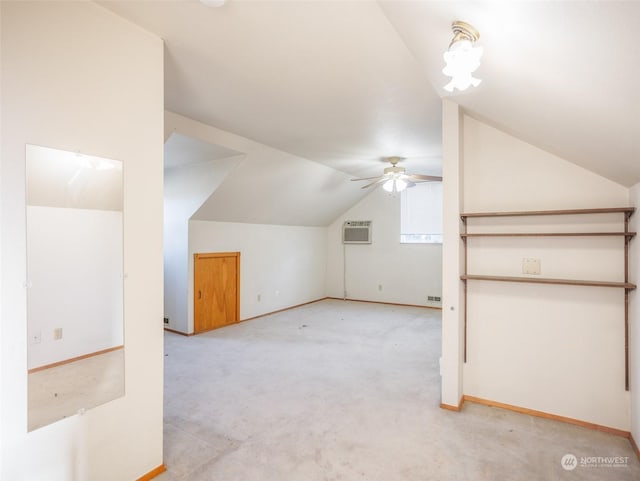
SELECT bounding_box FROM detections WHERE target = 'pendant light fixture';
[442,21,483,93]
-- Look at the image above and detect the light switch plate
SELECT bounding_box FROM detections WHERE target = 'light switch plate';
[522,258,541,275]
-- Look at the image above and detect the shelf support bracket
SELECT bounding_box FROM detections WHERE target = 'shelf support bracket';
[462,216,468,363]
[624,210,632,391]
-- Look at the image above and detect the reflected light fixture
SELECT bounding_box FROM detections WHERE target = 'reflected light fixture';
[442,20,483,93]
[200,0,226,7]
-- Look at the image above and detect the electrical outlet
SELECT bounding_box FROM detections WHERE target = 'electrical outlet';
[163,317,169,324]
[378,284,383,291]
[522,258,541,275]
[53,328,63,340]
[257,294,261,302]
[30,331,41,345]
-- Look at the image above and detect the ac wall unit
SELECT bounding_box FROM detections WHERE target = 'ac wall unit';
[343,220,372,244]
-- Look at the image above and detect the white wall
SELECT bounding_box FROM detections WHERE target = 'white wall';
[0,2,4,473]
[461,115,630,430]
[164,155,242,333]
[0,1,5,473]
[1,2,164,480]
[326,187,442,307]
[189,220,327,327]
[630,183,640,443]
[27,207,123,369]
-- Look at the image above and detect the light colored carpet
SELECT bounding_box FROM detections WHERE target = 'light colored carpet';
[157,299,639,481]
[28,348,124,431]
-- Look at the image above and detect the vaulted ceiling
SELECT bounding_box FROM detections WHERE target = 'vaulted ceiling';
[103,0,640,188]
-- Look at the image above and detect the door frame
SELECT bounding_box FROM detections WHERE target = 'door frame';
[193,251,241,333]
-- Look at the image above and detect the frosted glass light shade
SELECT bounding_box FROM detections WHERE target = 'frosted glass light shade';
[443,40,483,92]
[383,178,408,193]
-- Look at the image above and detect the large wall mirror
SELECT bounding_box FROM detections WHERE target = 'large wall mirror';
[26,144,125,431]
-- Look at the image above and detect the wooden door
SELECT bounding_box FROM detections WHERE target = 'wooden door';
[194,252,240,333]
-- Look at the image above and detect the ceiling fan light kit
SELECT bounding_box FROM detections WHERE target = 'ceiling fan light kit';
[383,177,408,193]
[382,160,412,193]
[351,156,442,193]
[443,20,483,93]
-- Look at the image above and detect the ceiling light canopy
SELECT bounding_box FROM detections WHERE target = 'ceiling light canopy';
[442,21,483,93]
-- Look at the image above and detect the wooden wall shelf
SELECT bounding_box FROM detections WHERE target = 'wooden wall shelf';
[461,232,636,238]
[460,206,635,390]
[460,207,635,218]
[461,274,636,290]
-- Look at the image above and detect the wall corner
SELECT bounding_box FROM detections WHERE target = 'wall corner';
[441,99,465,407]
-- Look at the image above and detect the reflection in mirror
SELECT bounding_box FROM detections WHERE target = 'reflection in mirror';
[26,144,124,431]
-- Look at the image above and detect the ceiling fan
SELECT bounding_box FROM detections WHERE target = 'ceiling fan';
[351,157,442,193]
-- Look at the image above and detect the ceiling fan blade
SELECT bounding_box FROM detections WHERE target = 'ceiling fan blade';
[411,178,438,184]
[408,174,442,182]
[361,177,388,189]
[351,175,383,182]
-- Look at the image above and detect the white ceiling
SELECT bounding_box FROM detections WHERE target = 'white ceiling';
[101,0,442,179]
[164,112,368,226]
[191,146,364,226]
[164,133,241,170]
[102,0,640,186]
[380,0,640,186]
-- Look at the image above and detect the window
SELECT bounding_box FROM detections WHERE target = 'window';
[400,182,443,243]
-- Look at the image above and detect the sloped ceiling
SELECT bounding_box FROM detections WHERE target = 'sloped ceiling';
[164,132,241,170]
[101,0,442,179]
[165,112,366,226]
[104,0,639,189]
[379,1,640,186]
[164,134,244,222]
[191,146,362,226]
